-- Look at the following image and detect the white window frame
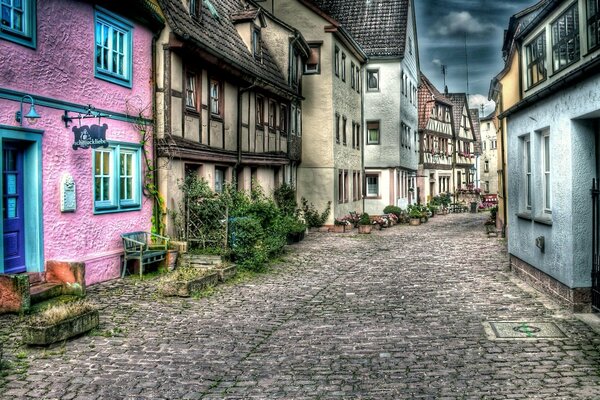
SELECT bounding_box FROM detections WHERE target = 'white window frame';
[542,130,551,213]
[185,72,197,110]
[210,79,222,116]
[366,69,379,91]
[524,136,532,210]
[366,174,379,197]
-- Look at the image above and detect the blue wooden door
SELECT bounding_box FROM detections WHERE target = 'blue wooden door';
[3,143,25,274]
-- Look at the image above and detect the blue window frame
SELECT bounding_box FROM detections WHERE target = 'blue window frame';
[0,0,36,48]
[94,8,133,87]
[93,143,141,213]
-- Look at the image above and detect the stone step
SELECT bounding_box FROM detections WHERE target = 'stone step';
[30,282,63,304]
[180,254,222,267]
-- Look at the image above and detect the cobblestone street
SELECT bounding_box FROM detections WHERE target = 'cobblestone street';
[1,213,600,399]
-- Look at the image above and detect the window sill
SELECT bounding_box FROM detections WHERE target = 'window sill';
[516,211,532,221]
[94,205,141,215]
[210,114,223,121]
[533,215,553,226]
[185,108,200,116]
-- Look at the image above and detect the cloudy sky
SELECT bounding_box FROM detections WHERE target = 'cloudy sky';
[414,0,538,115]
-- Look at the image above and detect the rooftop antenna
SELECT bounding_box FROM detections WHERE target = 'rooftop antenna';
[441,64,448,94]
[480,104,484,117]
[465,32,470,101]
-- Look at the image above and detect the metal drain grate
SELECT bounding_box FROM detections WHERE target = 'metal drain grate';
[486,321,567,339]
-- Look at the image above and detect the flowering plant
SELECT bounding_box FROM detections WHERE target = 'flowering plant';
[334,217,348,226]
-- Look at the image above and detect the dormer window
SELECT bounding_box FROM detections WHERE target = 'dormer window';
[253,28,262,60]
[189,0,199,18]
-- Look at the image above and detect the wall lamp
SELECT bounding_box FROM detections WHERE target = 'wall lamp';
[15,95,41,126]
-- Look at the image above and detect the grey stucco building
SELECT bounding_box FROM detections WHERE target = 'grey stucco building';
[499,0,600,312]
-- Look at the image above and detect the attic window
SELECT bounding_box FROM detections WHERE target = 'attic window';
[304,43,320,74]
[203,0,220,21]
[253,28,262,60]
[189,0,199,18]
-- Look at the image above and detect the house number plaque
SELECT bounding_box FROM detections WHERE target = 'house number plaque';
[60,173,76,212]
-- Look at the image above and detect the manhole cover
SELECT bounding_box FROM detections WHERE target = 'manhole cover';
[486,321,567,339]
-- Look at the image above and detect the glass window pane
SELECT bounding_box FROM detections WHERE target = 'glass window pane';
[103,151,110,174]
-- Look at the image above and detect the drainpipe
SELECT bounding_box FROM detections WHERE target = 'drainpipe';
[361,64,366,213]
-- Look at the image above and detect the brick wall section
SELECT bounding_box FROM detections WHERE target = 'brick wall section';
[510,255,592,312]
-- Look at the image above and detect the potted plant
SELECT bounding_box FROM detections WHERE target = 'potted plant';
[408,205,422,226]
[358,213,373,233]
[23,300,99,346]
[332,217,347,233]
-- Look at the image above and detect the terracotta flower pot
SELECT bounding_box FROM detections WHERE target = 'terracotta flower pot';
[332,225,345,233]
[409,218,421,226]
[358,224,372,234]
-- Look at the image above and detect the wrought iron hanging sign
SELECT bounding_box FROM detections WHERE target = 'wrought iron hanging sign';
[62,105,111,150]
[72,124,109,150]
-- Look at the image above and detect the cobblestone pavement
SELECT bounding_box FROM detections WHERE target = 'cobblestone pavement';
[1,213,600,399]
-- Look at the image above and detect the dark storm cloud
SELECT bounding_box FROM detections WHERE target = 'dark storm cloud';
[415,0,538,113]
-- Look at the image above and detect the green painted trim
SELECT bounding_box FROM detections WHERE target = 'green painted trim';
[0,125,44,274]
[94,7,134,89]
[92,141,143,215]
[0,88,153,124]
[0,0,37,49]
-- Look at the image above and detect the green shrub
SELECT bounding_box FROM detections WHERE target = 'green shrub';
[301,197,331,228]
[383,205,403,218]
[228,216,268,271]
[359,212,371,225]
[274,183,299,217]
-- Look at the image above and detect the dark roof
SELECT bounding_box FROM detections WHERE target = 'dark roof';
[444,93,469,137]
[158,0,290,94]
[480,111,495,121]
[418,73,454,131]
[309,0,409,57]
[469,109,482,155]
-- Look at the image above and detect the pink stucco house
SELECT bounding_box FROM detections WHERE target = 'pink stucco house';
[0,0,163,299]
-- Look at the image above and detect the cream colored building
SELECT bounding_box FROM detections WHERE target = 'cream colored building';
[156,0,308,235]
[267,0,367,224]
[479,113,498,195]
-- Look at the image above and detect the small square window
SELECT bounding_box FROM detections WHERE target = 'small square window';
[95,9,133,87]
[366,175,379,197]
[367,121,380,145]
[0,0,36,48]
[304,44,321,74]
[367,69,379,91]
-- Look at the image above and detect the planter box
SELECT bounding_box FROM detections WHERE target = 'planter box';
[216,264,237,282]
[159,272,219,297]
[358,225,372,234]
[409,218,421,226]
[179,254,221,269]
[23,309,99,346]
[332,225,345,233]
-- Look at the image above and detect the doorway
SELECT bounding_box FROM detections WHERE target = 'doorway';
[3,142,25,274]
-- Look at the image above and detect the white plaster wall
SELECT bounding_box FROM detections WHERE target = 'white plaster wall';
[480,119,499,194]
[364,60,401,168]
[507,77,600,288]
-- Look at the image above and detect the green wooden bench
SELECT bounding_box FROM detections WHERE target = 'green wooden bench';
[121,231,169,278]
